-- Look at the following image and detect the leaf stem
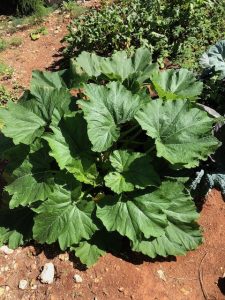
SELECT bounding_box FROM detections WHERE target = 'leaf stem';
[120,124,139,139]
[146,145,155,154]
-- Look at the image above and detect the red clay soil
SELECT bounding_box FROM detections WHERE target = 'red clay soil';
[0,12,69,94]
[0,190,224,300]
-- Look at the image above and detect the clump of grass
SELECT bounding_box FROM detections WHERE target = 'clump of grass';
[0,37,23,52]
[9,36,23,47]
[0,61,14,79]
[61,1,86,18]
[0,39,8,52]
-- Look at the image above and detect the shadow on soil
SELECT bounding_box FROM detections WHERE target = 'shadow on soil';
[29,239,176,272]
[46,46,69,72]
[218,277,225,295]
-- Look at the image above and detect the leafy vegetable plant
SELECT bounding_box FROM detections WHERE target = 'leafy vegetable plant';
[190,40,225,199]
[64,0,225,68]
[200,40,225,114]
[0,48,220,267]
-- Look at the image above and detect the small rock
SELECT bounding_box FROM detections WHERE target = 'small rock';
[31,284,38,290]
[5,286,9,291]
[73,274,83,283]
[0,246,14,255]
[118,287,124,292]
[0,287,5,296]
[157,269,166,282]
[58,253,69,261]
[94,278,100,283]
[13,263,18,270]
[30,278,37,289]
[180,288,190,296]
[40,263,55,284]
[19,279,28,290]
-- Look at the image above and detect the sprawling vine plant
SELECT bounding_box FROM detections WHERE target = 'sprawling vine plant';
[0,48,221,267]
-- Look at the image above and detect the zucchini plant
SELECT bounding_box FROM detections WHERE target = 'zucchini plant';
[0,48,220,267]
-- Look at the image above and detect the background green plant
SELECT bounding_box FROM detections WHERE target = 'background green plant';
[61,1,86,18]
[64,0,225,69]
[0,62,14,80]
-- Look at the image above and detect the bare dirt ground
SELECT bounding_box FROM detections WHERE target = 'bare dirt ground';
[0,5,225,300]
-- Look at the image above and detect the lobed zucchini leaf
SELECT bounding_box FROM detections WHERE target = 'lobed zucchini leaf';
[135,99,220,168]
[104,150,160,193]
[151,68,203,100]
[78,82,142,152]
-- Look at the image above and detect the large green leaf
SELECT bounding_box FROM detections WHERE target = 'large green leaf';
[0,207,34,249]
[132,222,202,258]
[151,69,203,100]
[71,230,122,267]
[75,51,102,78]
[200,40,225,79]
[43,112,98,185]
[78,82,142,152]
[33,187,98,249]
[104,150,160,193]
[97,181,199,242]
[135,99,220,168]
[20,88,72,122]
[101,47,156,85]
[31,70,66,92]
[6,143,55,208]
[0,101,45,145]
[72,48,156,90]
[96,196,166,242]
[72,240,105,267]
[132,182,202,257]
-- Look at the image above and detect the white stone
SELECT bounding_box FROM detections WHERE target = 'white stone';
[40,263,55,284]
[157,269,166,282]
[31,284,38,290]
[58,253,69,261]
[0,246,14,255]
[19,279,28,290]
[73,274,83,283]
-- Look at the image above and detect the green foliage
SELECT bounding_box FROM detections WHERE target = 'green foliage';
[200,40,225,114]
[61,1,86,18]
[0,85,16,105]
[0,48,221,266]
[0,39,8,52]
[64,0,225,68]
[30,26,48,40]
[0,37,23,52]
[9,36,23,47]
[0,62,14,80]
[17,0,47,17]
